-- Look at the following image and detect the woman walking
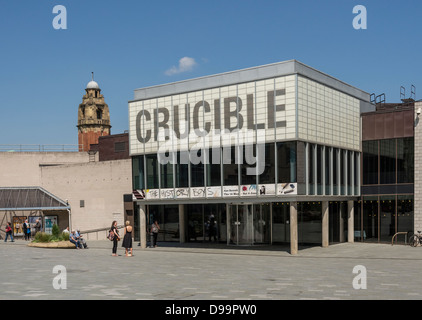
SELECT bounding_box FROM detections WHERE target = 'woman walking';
[110,220,120,256]
[122,221,133,257]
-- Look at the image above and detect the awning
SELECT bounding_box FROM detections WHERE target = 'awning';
[132,189,145,201]
[0,187,70,211]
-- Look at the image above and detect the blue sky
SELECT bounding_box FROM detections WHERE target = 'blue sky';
[0,0,421,145]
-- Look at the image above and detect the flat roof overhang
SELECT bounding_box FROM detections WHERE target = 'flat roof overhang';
[131,60,371,103]
[0,187,70,211]
[133,195,360,206]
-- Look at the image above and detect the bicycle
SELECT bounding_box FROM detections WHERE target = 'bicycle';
[409,231,422,247]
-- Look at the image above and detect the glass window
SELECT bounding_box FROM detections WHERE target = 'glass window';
[397,195,414,243]
[132,156,145,190]
[354,152,360,195]
[145,154,159,189]
[223,146,238,186]
[362,196,378,242]
[317,146,323,195]
[149,205,179,242]
[379,196,395,243]
[340,150,345,195]
[257,143,274,185]
[354,201,362,242]
[159,152,174,189]
[272,202,290,243]
[333,148,338,194]
[380,139,396,184]
[298,201,322,245]
[190,149,204,188]
[347,151,352,195]
[277,141,297,183]
[175,151,189,188]
[325,147,331,195]
[240,144,257,186]
[397,138,414,184]
[206,148,222,187]
[362,141,378,185]
[308,144,314,195]
[186,204,204,242]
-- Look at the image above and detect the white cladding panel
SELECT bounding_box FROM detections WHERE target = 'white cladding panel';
[129,75,297,156]
[129,74,361,156]
[297,76,360,151]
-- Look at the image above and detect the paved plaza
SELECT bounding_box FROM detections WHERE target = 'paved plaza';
[1,239,422,300]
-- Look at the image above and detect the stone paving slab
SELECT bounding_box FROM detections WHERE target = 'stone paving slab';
[1,239,422,300]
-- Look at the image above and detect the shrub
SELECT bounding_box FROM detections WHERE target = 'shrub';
[52,224,60,238]
[33,232,53,243]
[32,231,70,243]
[59,232,69,241]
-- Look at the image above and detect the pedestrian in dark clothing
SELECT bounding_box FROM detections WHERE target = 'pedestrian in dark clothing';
[150,220,160,248]
[110,220,120,256]
[122,221,133,257]
[23,220,31,241]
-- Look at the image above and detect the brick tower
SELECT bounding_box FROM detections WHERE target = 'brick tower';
[77,74,111,152]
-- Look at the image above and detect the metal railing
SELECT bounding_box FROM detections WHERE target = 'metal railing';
[78,225,125,241]
[391,232,408,246]
[0,144,82,152]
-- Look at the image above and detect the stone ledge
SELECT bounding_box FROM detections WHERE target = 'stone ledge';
[27,241,76,249]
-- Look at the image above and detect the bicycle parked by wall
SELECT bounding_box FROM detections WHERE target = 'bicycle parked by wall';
[409,231,422,247]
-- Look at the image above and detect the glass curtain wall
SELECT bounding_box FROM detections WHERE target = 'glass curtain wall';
[298,202,322,245]
[362,197,378,242]
[132,156,145,190]
[397,195,414,243]
[305,143,356,196]
[379,196,395,242]
[272,202,290,243]
[360,195,414,243]
[175,151,189,188]
[147,205,179,242]
[363,138,414,185]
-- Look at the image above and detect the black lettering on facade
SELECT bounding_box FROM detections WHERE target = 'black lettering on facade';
[174,104,190,139]
[247,94,265,130]
[267,89,286,129]
[154,107,170,141]
[136,110,151,143]
[224,96,243,132]
[193,101,211,136]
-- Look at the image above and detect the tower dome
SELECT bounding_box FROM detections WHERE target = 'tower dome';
[86,80,99,89]
[86,72,100,89]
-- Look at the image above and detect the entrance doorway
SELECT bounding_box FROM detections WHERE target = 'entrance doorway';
[228,204,270,245]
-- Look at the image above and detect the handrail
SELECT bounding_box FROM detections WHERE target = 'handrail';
[78,225,124,234]
[0,144,82,152]
[77,225,125,240]
[392,232,408,246]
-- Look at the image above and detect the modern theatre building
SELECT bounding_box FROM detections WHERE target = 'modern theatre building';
[129,60,373,254]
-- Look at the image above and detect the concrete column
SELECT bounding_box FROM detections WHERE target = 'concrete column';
[290,202,298,255]
[179,204,185,243]
[322,201,329,248]
[139,204,147,249]
[348,200,354,243]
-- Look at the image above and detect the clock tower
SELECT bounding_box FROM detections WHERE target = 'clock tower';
[77,74,111,152]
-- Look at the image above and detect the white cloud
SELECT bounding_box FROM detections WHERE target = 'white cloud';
[165,57,197,76]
